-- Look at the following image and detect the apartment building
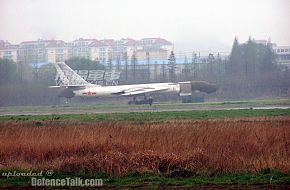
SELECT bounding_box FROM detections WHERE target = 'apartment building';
[138,38,173,56]
[72,38,95,59]
[272,45,290,65]
[76,37,173,64]
[17,39,69,64]
[101,39,122,60]
[0,40,18,62]
[46,40,69,63]
[18,39,53,64]
[136,49,168,62]
[89,40,112,63]
[123,38,174,60]
[1,37,174,64]
[92,38,174,62]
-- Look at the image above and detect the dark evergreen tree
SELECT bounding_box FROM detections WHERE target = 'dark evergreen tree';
[183,56,191,80]
[106,51,113,71]
[227,37,243,75]
[123,52,128,83]
[207,53,215,81]
[161,61,166,82]
[0,58,17,84]
[146,52,150,82]
[131,51,138,82]
[226,36,280,93]
[260,43,277,72]
[116,55,121,71]
[154,61,158,82]
[243,37,257,80]
[192,52,198,80]
[216,52,223,81]
[168,51,177,82]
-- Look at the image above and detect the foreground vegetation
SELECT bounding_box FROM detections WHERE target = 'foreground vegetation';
[0,116,289,188]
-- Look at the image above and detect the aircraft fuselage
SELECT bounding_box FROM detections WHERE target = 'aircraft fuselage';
[73,83,180,97]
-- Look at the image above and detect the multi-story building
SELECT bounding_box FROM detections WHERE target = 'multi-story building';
[65,42,74,59]
[18,39,53,64]
[0,40,18,62]
[72,38,95,59]
[272,45,290,65]
[136,49,168,63]
[18,39,68,64]
[137,38,173,57]
[46,40,69,63]
[1,37,174,65]
[89,40,112,63]
[110,38,125,59]
[96,38,174,62]
[123,39,138,59]
[118,38,174,62]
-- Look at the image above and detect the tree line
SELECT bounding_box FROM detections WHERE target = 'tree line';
[222,37,289,98]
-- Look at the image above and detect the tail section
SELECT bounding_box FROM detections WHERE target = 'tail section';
[54,62,92,86]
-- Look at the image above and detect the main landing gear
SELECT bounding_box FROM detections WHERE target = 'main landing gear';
[128,95,153,105]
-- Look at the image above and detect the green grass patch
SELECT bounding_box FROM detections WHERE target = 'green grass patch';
[0,108,290,122]
[0,169,289,188]
[1,98,289,113]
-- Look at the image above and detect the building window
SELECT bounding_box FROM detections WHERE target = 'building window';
[286,49,289,52]
[281,49,284,52]
[56,49,63,53]
[277,49,280,52]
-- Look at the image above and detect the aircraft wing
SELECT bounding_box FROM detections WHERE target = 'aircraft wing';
[49,85,96,89]
[119,86,170,96]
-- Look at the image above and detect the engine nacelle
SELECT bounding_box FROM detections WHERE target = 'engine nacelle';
[179,81,218,96]
[190,81,218,94]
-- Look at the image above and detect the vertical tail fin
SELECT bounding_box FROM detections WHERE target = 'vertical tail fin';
[54,62,92,86]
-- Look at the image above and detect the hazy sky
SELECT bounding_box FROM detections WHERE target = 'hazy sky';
[0,0,289,54]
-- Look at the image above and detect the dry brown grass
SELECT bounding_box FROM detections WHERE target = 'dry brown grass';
[0,117,289,176]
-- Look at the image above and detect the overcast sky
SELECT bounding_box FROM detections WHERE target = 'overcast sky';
[0,0,289,54]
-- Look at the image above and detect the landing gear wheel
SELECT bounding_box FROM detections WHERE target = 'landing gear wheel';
[128,96,153,105]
